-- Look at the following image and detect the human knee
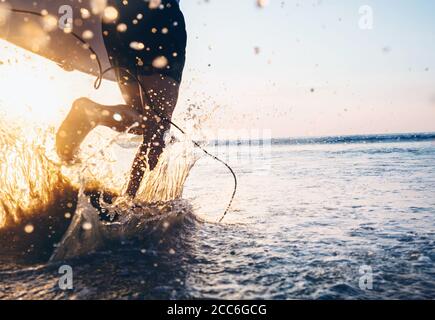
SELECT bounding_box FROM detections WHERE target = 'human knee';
[73,97,92,110]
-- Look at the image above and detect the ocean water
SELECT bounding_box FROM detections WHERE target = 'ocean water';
[1,134,434,299]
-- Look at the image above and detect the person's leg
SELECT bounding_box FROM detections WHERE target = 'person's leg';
[96,0,186,197]
[125,74,180,198]
[55,73,179,198]
[55,72,146,162]
[55,99,145,161]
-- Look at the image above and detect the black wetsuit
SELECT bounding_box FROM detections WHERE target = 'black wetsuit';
[102,0,187,83]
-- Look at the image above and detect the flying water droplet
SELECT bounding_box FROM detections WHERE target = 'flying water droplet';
[130,41,145,50]
[103,6,119,23]
[24,224,34,234]
[152,56,168,69]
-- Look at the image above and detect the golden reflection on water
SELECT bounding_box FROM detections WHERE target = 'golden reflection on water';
[0,41,200,229]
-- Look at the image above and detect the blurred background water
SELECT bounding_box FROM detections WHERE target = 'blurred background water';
[1,134,434,299]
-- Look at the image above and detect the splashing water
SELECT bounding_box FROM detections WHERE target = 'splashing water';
[0,113,202,260]
[0,118,68,228]
[49,132,201,261]
[0,40,215,261]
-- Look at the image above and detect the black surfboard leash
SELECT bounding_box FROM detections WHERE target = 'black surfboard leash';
[10,8,237,222]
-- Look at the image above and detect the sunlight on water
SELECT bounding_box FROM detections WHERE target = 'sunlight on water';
[0,41,206,237]
[0,119,65,228]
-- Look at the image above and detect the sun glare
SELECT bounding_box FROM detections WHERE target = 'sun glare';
[0,39,128,228]
[0,39,121,127]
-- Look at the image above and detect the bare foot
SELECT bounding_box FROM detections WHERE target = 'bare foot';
[56,98,96,162]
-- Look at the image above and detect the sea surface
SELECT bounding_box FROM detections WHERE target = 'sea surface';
[1,133,434,299]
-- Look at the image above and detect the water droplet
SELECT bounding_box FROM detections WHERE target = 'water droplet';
[42,15,58,32]
[152,56,168,69]
[82,30,94,40]
[103,6,119,23]
[59,130,67,138]
[24,224,34,234]
[80,8,91,19]
[82,222,93,230]
[91,0,108,15]
[130,41,145,50]
[117,23,127,32]
[113,113,123,121]
[149,0,162,9]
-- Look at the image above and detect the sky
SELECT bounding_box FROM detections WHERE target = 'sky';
[0,0,434,139]
[178,0,435,137]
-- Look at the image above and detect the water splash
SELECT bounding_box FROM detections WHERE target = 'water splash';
[0,39,215,260]
[50,196,195,261]
[0,117,69,228]
[0,108,204,261]
[49,133,201,261]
